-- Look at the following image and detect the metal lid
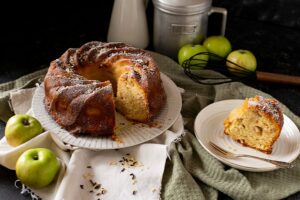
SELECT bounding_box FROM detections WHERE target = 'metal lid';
[152,0,212,15]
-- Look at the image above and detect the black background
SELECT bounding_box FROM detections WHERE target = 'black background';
[0,1,300,199]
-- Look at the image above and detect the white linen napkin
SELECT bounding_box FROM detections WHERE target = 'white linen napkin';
[0,88,184,200]
[55,144,167,200]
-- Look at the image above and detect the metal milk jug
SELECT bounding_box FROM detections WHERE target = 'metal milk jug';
[152,0,227,59]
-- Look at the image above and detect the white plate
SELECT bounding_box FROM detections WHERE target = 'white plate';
[194,99,300,172]
[32,73,182,150]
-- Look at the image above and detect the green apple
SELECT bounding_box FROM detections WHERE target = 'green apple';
[5,114,43,147]
[226,49,257,76]
[16,148,60,188]
[203,35,232,59]
[178,44,209,68]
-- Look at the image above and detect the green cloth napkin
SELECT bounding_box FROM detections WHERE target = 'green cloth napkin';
[1,52,300,200]
[0,68,47,122]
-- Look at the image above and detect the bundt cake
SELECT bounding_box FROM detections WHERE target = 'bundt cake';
[224,96,284,154]
[44,41,166,136]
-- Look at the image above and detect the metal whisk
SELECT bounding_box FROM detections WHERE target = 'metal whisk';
[182,52,300,85]
[182,52,256,85]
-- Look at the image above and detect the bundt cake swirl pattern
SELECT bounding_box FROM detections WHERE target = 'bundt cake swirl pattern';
[44,41,166,136]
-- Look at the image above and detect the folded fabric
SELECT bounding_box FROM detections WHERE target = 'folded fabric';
[55,144,167,200]
[0,87,184,200]
[152,52,300,200]
[0,131,68,200]
[1,51,300,200]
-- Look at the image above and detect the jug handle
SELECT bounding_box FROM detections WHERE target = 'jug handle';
[208,7,227,35]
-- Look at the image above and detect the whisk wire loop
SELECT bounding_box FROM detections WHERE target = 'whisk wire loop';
[182,52,255,85]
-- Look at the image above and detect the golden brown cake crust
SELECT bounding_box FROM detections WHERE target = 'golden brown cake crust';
[44,41,166,136]
[224,96,284,154]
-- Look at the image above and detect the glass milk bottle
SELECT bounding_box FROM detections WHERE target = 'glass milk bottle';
[107,0,149,49]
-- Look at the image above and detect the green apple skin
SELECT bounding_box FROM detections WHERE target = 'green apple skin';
[5,114,43,147]
[16,148,60,189]
[178,44,209,68]
[203,36,232,59]
[226,49,257,76]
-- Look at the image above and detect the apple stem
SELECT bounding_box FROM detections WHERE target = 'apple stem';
[33,155,38,160]
[22,119,30,126]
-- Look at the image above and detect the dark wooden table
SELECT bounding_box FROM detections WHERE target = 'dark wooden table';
[0,1,299,199]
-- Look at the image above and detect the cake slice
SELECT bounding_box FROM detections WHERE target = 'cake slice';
[224,96,284,154]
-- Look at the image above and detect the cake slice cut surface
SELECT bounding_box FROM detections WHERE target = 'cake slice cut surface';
[224,96,284,154]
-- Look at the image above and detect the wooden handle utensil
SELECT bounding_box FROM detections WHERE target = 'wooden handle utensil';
[256,71,300,85]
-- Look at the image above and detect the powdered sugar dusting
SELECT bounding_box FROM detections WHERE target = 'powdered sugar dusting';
[248,96,283,124]
[44,41,165,136]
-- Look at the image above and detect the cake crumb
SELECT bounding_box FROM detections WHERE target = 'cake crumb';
[112,134,123,144]
[82,172,94,180]
[109,161,117,165]
[149,121,162,128]
[81,171,107,198]
[118,154,143,168]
